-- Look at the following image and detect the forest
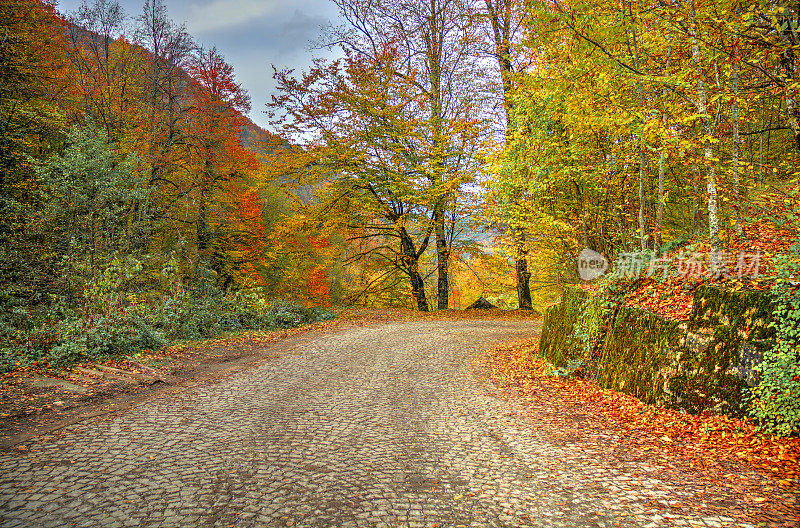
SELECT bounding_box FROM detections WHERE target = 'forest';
[1,0,799,432]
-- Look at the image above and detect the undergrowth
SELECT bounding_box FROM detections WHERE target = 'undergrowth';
[0,287,335,374]
[748,245,800,436]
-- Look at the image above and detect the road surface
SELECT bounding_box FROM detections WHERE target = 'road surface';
[0,319,762,527]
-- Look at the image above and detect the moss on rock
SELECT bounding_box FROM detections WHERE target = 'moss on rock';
[538,287,588,367]
[675,285,775,415]
[689,285,774,341]
[537,283,776,417]
[597,306,681,405]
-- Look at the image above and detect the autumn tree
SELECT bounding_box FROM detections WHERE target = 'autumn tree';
[495,0,643,276]
[211,179,270,289]
[493,0,729,274]
[484,0,800,304]
[320,0,487,310]
[0,0,69,295]
[133,0,195,233]
[66,0,142,141]
[271,49,439,310]
[185,46,257,285]
[61,1,266,292]
[480,0,534,309]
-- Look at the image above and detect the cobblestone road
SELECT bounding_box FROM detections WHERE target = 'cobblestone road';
[0,320,765,527]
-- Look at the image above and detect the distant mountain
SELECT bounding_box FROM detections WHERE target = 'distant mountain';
[64,17,283,156]
[239,116,285,155]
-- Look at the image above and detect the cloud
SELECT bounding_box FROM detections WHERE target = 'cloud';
[201,9,333,59]
[274,10,328,53]
[187,0,282,34]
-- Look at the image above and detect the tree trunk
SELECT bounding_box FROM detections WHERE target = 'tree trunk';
[196,184,210,263]
[410,264,429,312]
[655,43,672,254]
[515,254,531,308]
[638,94,648,251]
[656,150,665,253]
[422,0,449,311]
[732,37,743,237]
[786,98,800,152]
[759,102,765,187]
[434,207,449,310]
[485,0,532,309]
[625,0,648,251]
[515,235,532,310]
[689,0,719,248]
[400,227,429,312]
[780,4,800,153]
[574,180,589,248]
[692,158,701,235]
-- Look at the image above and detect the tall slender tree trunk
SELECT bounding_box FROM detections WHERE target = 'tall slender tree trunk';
[689,0,719,248]
[423,0,450,310]
[434,208,449,310]
[638,88,648,251]
[486,0,532,308]
[196,183,210,262]
[656,151,665,252]
[625,0,649,251]
[731,35,743,237]
[786,98,800,151]
[197,145,213,263]
[780,4,800,153]
[692,158,701,235]
[574,180,589,248]
[655,44,671,254]
[759,102,765,187]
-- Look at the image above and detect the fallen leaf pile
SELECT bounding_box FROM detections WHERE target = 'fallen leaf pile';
[476,339,800,526]
[623,280,696,320]
[620,217,799,321]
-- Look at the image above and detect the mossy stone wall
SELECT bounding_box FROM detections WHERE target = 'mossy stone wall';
[597,307,682,406]
[539,287,588,367]
[672,285,775,414]
[537,284,775,416]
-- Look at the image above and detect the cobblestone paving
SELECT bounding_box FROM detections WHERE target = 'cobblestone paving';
[0,320,762,527]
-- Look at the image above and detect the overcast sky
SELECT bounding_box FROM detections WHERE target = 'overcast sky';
[56,0,343,129]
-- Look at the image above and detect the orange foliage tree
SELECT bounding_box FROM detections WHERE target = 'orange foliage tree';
[185,46,258,285]
[0,0,70,291]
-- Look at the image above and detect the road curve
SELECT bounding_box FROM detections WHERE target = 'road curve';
[0,319,757,527]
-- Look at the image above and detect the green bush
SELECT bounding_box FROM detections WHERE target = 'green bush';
[0,347,32,373]
[149,289,335,339]
[47,309,167,367]
[748,250,800,436]
[266,300,335,329]
[0,284,336,374]
[544,280,625,377]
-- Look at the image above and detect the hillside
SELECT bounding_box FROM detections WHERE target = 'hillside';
[65,19,280,156]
